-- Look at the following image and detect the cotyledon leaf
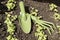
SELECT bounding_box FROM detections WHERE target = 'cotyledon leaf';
[18,1,31,33]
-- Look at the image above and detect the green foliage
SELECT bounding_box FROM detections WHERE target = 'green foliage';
[35,24,47,40]
[18,1,31,34]
[6,0,16,11]
[54,9,58,12]
[4,12,17,34]
[30,7,38,16]
[4,12,17,40]
[49,3,58,11]
[53,13,60,20]
[7,35,17,40]
[49,3,60,21]
[5,0,17,40]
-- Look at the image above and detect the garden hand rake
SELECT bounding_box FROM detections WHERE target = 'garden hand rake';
[31,15,56,35]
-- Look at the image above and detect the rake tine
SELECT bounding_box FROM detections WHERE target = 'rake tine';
[42,21,56,30]
[46,27,51,35]
[42,23,54,33]
[40,24,51,35]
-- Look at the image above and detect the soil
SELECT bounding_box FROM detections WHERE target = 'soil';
[0,0,60,40]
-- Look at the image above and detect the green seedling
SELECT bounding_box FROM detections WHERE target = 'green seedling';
[18,1,31,33]
[5,0,17,40]
[4,12,17,34]
[6,3,15,11]
[11,15,17,21]
[30,7,38,16]
[4,12,17,40]
[7,35,17,40]
[49,3,57,11]
[6,0,16,11]
[35,24,47,40]
[53,13,60,20]
[54,9,58,12]
[49,3,60,21]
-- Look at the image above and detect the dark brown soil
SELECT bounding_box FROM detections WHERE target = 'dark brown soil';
[0,0,60,40]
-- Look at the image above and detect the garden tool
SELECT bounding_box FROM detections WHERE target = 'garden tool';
[18,1,31,34]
